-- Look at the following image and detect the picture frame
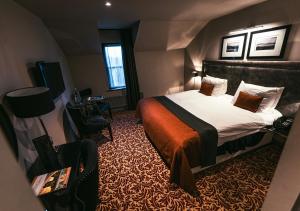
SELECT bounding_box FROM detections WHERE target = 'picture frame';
[220,33,247,60]
[247,25,291,59]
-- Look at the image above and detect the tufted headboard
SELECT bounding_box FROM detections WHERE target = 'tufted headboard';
[203,60,300,113]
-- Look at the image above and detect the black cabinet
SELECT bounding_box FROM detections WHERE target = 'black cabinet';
[28,141,82,211]
[28,139,99,211]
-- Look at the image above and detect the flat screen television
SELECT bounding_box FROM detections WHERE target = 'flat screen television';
[33,61,65,99]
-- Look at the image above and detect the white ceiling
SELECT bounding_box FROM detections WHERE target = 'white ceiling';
[15,0,267,55]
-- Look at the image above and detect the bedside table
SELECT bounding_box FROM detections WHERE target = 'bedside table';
[270,127,291,143]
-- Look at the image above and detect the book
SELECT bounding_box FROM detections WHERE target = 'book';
[31,167,71,196]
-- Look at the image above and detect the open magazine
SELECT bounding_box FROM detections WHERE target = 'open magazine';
[31,167,71,196]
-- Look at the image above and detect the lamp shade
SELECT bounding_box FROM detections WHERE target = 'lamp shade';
[6,87,55,118]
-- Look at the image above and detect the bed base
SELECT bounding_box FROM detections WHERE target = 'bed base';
[191,131,273,174]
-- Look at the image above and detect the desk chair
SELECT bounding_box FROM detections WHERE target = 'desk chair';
[66,103,113,141]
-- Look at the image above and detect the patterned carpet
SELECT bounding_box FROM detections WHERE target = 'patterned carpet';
[97,112,282,210]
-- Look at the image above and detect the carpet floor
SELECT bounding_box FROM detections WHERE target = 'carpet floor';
[97,112,282,210]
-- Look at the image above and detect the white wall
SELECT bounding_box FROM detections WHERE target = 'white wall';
[0,1,75,208]
[135,49,184,98]
[185,0,300,89]
[262,108,300,210]
[68,54,123,98]
[67,30,124,98]
[0,128,44,210]
[67,23,186,100]
[0,0,73,153]
[133,20,187,98]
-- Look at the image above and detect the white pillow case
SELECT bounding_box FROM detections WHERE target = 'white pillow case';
[232,81,284,112]
[202,75,228,96]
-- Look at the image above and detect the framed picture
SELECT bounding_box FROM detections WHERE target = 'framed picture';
[247,25,291,59]
[220,33,247,60]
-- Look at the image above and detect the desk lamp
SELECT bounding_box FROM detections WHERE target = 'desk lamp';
[6,87,59,169]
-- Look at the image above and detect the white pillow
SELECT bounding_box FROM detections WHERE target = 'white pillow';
[232,81,284,111]
[202,75,228,96]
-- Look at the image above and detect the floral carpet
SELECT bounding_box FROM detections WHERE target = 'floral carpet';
[97,112,282,210]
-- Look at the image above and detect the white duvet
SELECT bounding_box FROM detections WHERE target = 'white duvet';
[166,90,282,146]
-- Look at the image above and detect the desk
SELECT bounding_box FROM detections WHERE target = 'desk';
[72,96,112,120]
[85,96,112,119]
[87,96,104,103]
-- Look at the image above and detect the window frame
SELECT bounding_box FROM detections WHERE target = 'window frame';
[102,43,126,91]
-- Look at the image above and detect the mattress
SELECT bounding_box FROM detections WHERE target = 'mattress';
[166,90,282,146]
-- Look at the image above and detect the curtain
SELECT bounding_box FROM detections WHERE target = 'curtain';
[120,28,141,110]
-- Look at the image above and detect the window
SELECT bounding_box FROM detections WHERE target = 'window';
[102,44,126,90]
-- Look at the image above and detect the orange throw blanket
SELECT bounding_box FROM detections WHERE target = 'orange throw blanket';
[137,98,203,195]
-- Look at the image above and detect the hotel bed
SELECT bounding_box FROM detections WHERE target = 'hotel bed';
[137,60,300,195]
[166,90,282,145]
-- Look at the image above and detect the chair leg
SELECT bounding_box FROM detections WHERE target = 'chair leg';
[107,124,113,141]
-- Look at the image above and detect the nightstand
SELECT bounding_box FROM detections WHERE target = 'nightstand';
[271,127,291,143]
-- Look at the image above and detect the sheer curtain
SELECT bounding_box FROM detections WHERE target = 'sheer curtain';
[104,45,126,89]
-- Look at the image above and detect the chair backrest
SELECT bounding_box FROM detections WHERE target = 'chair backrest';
[63,109,80,143]
[74,139,99,211]
[66,103,85,134]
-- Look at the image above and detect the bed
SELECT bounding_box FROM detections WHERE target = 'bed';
[137,60,300,195]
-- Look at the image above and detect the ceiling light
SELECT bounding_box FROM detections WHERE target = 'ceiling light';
[105,1,112,7]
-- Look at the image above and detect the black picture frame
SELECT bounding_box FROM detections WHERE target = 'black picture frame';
[220,33,247,60]
[247,25,291,60]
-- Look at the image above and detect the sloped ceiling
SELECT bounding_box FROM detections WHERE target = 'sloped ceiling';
[135,21,208,51]
[15,0,267,55]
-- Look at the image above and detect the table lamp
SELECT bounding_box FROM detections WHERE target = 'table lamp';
[192,71,199,89]
[6,87,55,136]
[6,87,59,170]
